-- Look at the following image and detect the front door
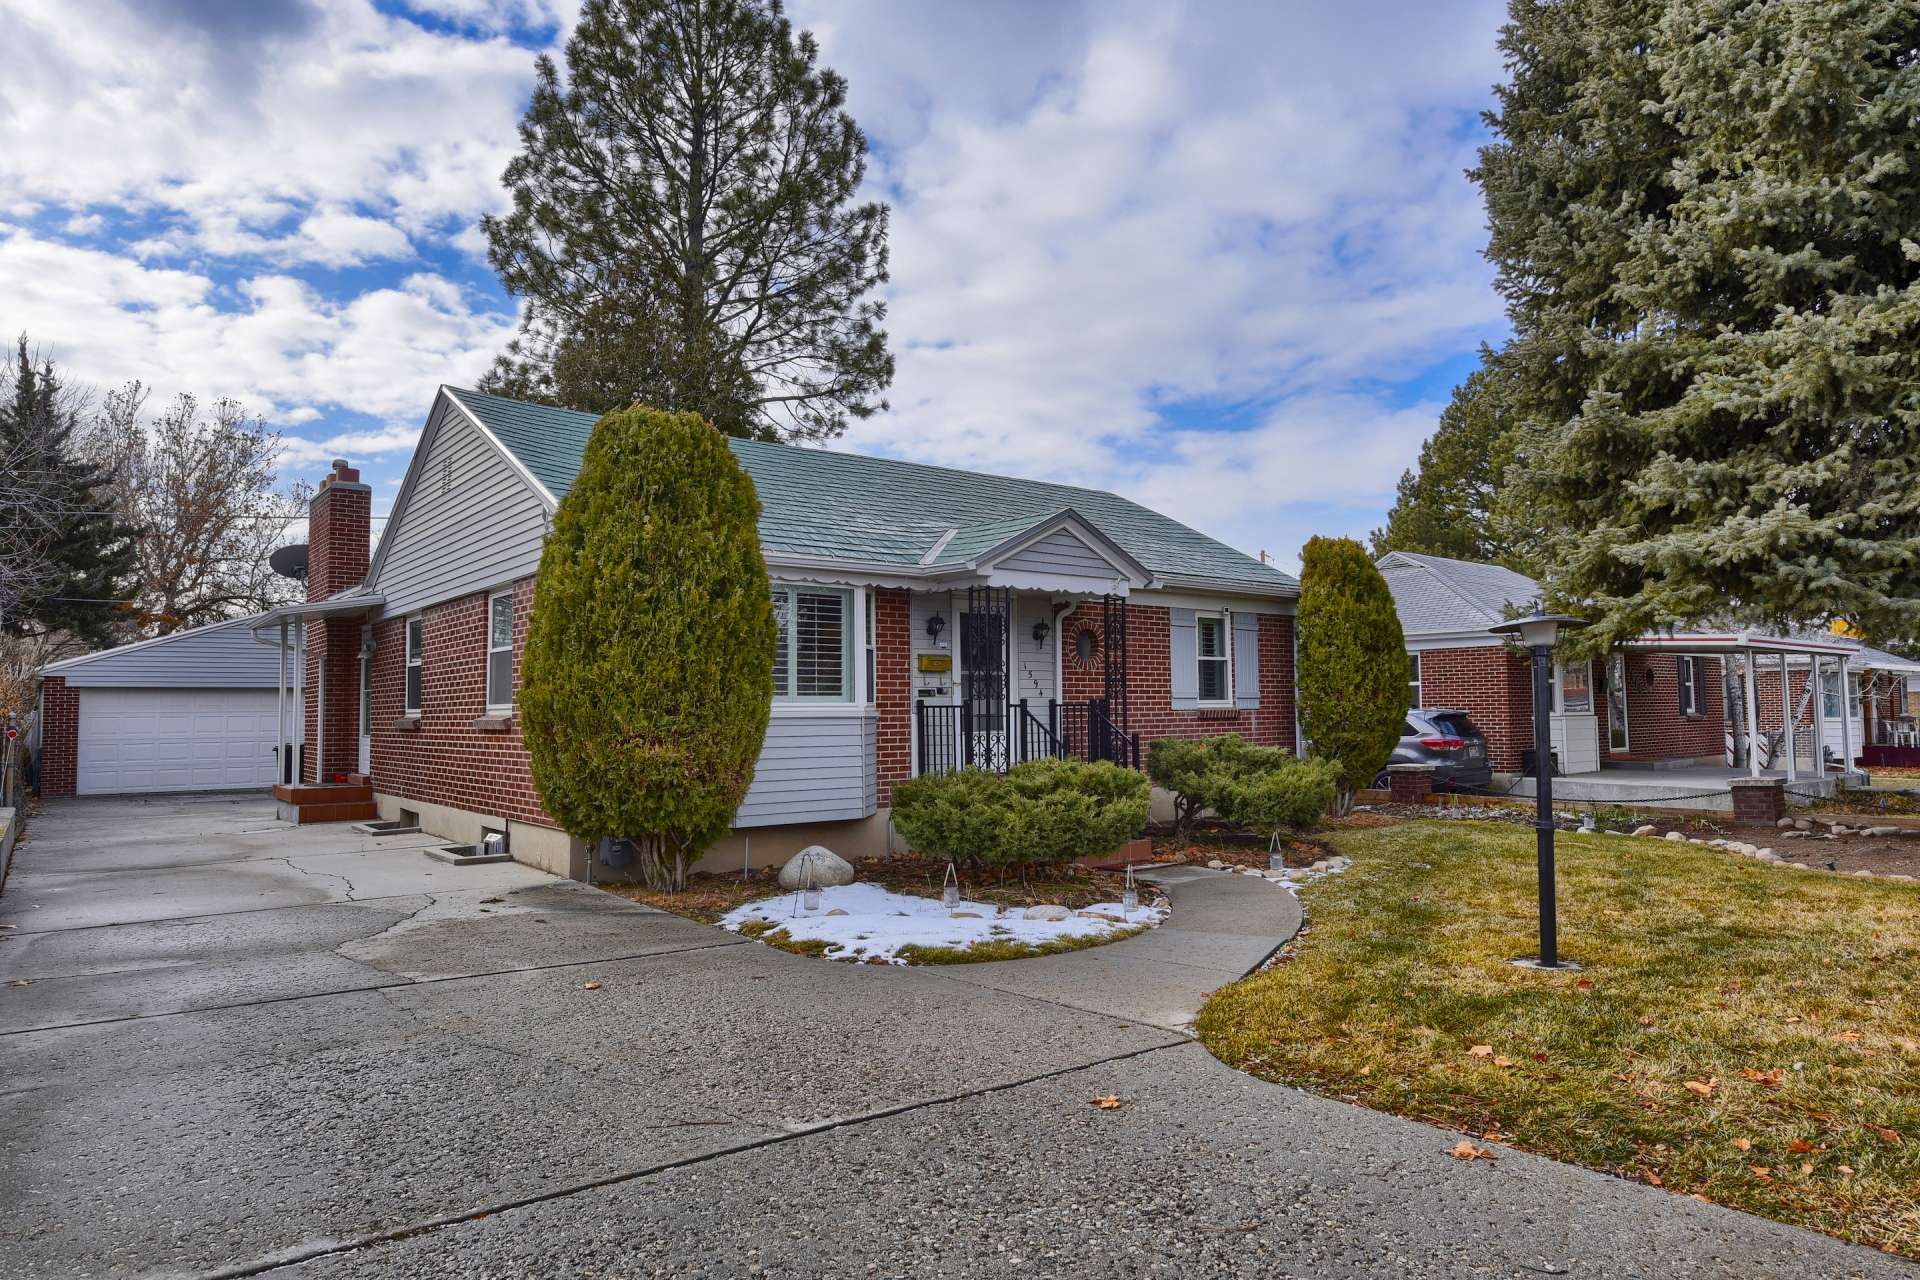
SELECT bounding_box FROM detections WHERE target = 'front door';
[960,587,1010,771]
[357,650,372,776]
[1605,654,1630,753]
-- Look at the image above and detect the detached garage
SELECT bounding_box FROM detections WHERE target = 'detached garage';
[38,615,303,797]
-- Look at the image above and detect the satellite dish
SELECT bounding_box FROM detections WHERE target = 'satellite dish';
[270,543,310,581]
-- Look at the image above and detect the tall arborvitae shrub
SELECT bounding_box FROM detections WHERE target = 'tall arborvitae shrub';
[1295,536,1407,815]
[518,405,775,889]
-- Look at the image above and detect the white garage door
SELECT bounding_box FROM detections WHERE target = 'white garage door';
[77,688,284,795]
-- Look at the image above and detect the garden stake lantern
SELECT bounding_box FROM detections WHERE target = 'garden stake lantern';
[1121,864,1139,915]
[800,854,821,913]
[1489,609,1587,970]
[1268,831,1285,873]
[942,861,961,911]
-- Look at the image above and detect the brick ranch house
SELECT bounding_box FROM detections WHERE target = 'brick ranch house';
[1379,551,1920,785]
[241,387,1300,878]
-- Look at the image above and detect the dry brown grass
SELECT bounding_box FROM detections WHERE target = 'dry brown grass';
[1197,819,1920,1257]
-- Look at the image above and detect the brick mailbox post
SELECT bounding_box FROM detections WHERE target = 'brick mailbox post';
[1728,776,1786,826]
[1388,763,1438,805]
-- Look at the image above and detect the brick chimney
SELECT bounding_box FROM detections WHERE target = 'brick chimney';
[307,458,371,603]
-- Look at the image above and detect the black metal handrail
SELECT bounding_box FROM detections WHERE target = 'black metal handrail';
[915,698,1140,777]
[1087,697,1141,770]
[1014,699,1067,763]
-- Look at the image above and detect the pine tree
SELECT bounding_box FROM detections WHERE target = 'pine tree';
[517,405,776,890]
[1480,0,1920,650]
[1370,355,1526,566]
[482,0,892,442]
[1294,536,1407,816]
[0,337,134,647]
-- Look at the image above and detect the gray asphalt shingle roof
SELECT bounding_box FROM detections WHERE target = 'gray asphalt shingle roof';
[1377,551,1542,636]
[447,388,1295,595]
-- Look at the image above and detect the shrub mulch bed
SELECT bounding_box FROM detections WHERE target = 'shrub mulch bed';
[1145,819,1351,871]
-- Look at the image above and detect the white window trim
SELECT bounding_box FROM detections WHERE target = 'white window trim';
[1195,610,1233,707]
[485,590,515,711]
[1407,651,1422,710]
[1677,655,1700,717]
[403,615,424,715]
[771,582,856,705]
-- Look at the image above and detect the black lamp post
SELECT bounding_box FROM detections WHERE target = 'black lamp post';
[1489,610,1585,970]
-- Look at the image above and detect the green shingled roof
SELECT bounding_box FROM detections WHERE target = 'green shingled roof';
[447,387,1296,595]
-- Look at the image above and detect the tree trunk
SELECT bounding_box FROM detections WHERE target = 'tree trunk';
[633,832,687,892]
[1330,785,1356,819]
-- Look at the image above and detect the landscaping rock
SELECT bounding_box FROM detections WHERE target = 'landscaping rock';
[1023,905,1071,922]
[824,908,849,916]
[777,846,856,890]
[1776,817,1794,830]
[1206,859,1227,870]
[1633,824,1658,837]
[1863,826,1900,837]
[1664,831,1686,842]
[1309,860,1331,873]
[950,911,982,919]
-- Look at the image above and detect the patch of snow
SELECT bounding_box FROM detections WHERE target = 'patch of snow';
[718,882,1167,965]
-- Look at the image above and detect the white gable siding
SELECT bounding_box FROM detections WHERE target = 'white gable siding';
[999,529,1121,583]
[1012,595,1057,706]
[373,407,550,616]
[51,617,285,688]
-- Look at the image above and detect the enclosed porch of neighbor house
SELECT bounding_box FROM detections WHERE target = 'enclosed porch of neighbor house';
[1501,631,1872,811]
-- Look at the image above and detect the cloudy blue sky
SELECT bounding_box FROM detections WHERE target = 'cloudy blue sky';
[0,0,1511,571]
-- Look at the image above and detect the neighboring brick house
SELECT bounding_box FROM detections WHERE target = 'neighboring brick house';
[1379,550,1919,780]
[249,387,1299,879]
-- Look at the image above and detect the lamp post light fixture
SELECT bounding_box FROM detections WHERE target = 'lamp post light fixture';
[1488,609,1586,970]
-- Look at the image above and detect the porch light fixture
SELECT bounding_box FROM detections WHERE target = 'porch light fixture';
[1488,609,1587,970]
[1032,618,1051,644]
[926,613,946,641]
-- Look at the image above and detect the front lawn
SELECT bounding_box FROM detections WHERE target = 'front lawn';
[1197,819,1920,1257]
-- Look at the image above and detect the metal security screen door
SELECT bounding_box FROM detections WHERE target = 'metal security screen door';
[961,587,1011,771]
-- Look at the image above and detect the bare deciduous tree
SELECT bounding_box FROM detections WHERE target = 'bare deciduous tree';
[84,386,309,635]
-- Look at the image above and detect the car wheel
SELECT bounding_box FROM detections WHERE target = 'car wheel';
[1371,770,1390,789]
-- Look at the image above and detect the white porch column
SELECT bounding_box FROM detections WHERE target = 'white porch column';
[1838,655,1855,774]
[1742,652,1762,777]
[295,620,307,781]
[1779,653,1796,783]
[1810,656,1826,778]
[277,619,288,786]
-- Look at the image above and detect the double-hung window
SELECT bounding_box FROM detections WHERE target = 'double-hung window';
[1196,613,1231,705]
[771,585,852,702]
[404,617,424,714]
[1676,655,1699,716]
[1407,651,1422,710]
[486,591,515,710]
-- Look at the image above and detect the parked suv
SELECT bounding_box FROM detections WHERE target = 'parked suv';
[1373,708,1492,792]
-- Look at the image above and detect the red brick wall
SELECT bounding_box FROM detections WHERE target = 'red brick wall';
[302,616,362,784]
[1602,653,1725,763]
[38,676,78,798]
[874,588,911,805]
[1056,602,1297,751]
[1413,645,1535,772]
[370,579,552,826]
[307,461,371,604]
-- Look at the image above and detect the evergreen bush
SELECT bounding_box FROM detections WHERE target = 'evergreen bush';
[1146,734,1296,831]
[892,759,1149,869]
[1295,536,1408,816]
[517,404,776,890]
[1213,756,1341,834]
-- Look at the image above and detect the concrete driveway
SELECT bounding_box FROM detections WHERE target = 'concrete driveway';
[0,796,1903,1279]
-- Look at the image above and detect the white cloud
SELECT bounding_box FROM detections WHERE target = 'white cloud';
[0,226,516,431]
[799,0,1509,567]
[0,0,539,266]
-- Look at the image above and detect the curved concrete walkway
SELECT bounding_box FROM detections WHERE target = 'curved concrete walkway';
[3,798,1904,1279]
[930,864,1302,1030]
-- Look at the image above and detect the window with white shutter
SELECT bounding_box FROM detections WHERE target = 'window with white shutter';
[770,586,851,702]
